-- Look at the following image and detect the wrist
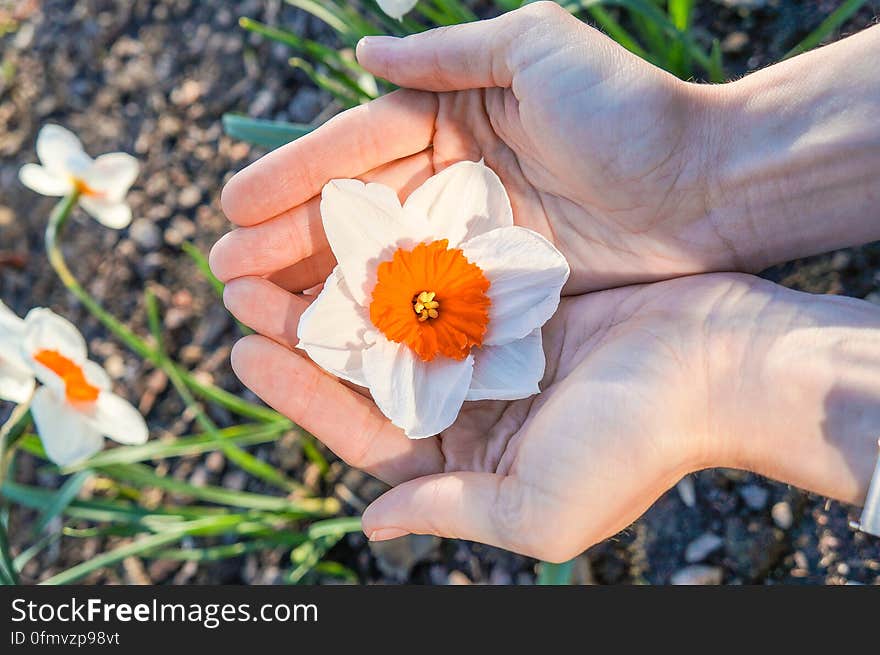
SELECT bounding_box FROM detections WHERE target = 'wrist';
[710,280,880,505]
[691,27,880,271]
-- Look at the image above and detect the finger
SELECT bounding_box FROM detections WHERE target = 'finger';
[221,89,437,227]
[230,335,444,485]
[267,250,336,293]
[355,1,571,92]
[223,276,306,349]
[362,472,551,559]
[209,150,435,284]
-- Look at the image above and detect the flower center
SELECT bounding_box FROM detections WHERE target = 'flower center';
[33,349,100,403]
[71,176,103,198]
[370,240,490,362]
[412,291,440,322]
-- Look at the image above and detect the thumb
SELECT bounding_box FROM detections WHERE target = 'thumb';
[356,1,574,92]
[362,471,551,559]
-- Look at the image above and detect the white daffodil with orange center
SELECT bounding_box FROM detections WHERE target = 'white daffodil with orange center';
[297,160,569,438]
[19,309,148,466]
[0,300,36,404]
[18,124,139,229]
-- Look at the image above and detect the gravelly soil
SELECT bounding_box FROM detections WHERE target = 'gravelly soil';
[1,0,878,585]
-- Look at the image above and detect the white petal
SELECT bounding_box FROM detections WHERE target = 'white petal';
[79,197,133,229]
[18,163,73,197]
[36,124,92,177]
[296,266,370,386]
[21,308,88,392]
[467,329,544,401]
[363,334,473,438]
[403,160,513,247]
[0,346,36,404]
[82,360,112,391]
[83,152,139,202]
[31,387,103,466]
[321,178,421,305]
[461,226,569,345]
[82,391,149,445]
[0,300,24,336]
[377,0,418,19]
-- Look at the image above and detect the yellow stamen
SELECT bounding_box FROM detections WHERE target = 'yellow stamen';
[413,290,440,321]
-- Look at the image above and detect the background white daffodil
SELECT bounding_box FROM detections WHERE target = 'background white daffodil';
[377,0,418,20]
[297,160,569,438]
[18,124,139,229]
[19,308,148,466]
[0,300,36,404]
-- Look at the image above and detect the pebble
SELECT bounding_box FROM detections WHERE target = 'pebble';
[676,476,696,508]
[830,250,852,271]
[178,185,202,209]
[739,484,769,511]
[685,533,724,563]
[103,354,126,379]
[721,31,749,54]
[287,87,324,122]
[129,218,163,251]
[771,501,794,530]
[222,470,248,492]
[447,570,472,585]
[670,565,723,585]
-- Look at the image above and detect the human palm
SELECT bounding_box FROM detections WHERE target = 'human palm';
[223,270,776,560]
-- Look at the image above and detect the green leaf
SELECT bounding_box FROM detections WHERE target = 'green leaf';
[61,422,291,471]
[708,37,725,84]
[39,531,187,585]
[0,513,18,585]
[784,0,867,60]
[284,0,371,44]
[98,462,339,516]
[152,534,307,562]
[221,114,313,149]
[559,0,713,76]
[289,534,344,584]
[668,0,694,31]
[180,242,224,298]
[307,516,362,540]
[31,470,92,537]
[288,57,365,108]
[313,560,358,582]
[536,559,575,585]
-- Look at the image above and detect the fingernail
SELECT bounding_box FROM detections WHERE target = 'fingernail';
[356,35,399,56]
[368,527,409,541]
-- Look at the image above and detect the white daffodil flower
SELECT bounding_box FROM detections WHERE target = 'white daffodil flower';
[377,0,418,20]
[297,160,570,438]
[0,300,36,404]
[18,124,139,229]
[18,308,148,466]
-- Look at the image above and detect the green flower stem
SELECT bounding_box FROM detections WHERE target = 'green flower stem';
[45,194,280,423]
[0,401,31,490]
[0,516,19,585]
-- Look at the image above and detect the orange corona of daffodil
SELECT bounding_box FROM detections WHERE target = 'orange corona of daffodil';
[17,308,149,466]
[297,160,569,438]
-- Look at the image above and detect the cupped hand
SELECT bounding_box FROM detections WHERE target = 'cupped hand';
[222,272,794,561]
[210,2,727,297]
